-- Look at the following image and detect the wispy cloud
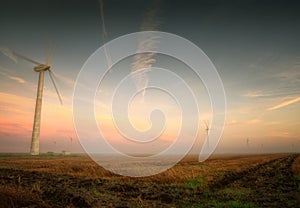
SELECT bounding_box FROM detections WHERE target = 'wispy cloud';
[243,88,300,99]
[0,66,26,84]
[266,131,299,139]
[131,0,162,99]
[99,0,112,68]
[0,92,34,114]
[274,69,300,83]
[267,96,300,110]
[226,118,262,126]
[8,75,26,84]
[0,121,31,135]
[243,91,268,98]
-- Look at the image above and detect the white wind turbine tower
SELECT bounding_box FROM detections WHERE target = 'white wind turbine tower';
[12,50,63,155]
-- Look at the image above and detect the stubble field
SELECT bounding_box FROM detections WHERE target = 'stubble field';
[0,153,299,207]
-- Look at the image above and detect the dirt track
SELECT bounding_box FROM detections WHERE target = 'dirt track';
[0,154,299,207]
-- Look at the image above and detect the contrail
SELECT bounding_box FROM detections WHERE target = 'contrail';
[267,96,300,110]
[99,0,112,68]
[131,0,162,101]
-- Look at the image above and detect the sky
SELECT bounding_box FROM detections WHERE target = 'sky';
[0,0,299,154]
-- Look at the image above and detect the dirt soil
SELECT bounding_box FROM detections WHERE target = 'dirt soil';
[0,154,299,207]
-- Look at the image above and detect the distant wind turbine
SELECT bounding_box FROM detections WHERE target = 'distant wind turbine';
[204,120,210,148]
[291,142,295,153]
[4,49,63,155]
[246,138,250,148]
[69,136,73,154]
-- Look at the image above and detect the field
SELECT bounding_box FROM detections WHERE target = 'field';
[0,153,299,207]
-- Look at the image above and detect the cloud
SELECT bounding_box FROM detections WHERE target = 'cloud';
[274,68,300,84]
[267,97,300,110]
[8,75,26,84]
[131,0,162,99]
[0,67,26,84]
[243,88,300,99]
[243,91,267,98]
[0,121,31,135]
[266,131,299,139]
[0,92,36,115]
[99,0,112,68]
[226,119,262,126]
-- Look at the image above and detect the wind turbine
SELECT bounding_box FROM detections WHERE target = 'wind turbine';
[12,50,63,155]
[69,136,73,154]
[246,138,250,148]
[204,120,210,148]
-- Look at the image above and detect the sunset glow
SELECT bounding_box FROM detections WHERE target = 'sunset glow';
[0,0,299,154]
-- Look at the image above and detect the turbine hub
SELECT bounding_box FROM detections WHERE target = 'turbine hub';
[34,64,50,72]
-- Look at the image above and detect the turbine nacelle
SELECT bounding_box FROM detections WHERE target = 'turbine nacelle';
[34,64,50,72]
[1,48,63,155]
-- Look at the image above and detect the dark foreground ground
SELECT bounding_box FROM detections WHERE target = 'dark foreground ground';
[0,153,299,207]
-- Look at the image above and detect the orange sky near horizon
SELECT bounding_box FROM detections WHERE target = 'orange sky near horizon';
[0,85,299,154]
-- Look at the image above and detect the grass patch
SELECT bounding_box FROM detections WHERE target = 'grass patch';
[186,176,205,189]
[209,200,257,208]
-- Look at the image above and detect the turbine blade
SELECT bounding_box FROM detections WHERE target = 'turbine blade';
[13,52,42,65]
[204,120,209,127]
[46,44,57,65]
[45,33,51,65]
[0,47,18,63]
[48,69,63,105]
[46,48,50,65]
